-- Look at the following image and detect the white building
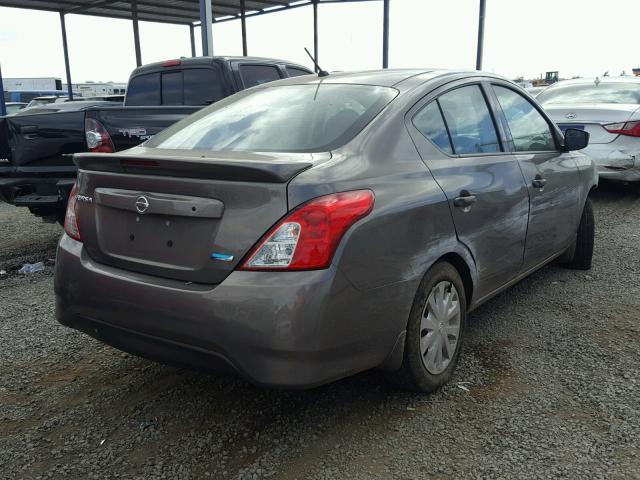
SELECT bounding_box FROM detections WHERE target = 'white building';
[4,77,62,91]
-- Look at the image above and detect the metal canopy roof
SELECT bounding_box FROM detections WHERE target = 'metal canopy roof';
[0,0,356,25]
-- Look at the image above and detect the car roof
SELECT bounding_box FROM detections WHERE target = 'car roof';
[267,69,509,90]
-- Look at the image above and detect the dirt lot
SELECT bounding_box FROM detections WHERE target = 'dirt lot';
[1,183,639,480]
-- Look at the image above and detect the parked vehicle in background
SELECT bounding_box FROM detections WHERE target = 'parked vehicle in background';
[23,95,124,109]
[538,77,640,183]
[3,90,77,103]
[55,69,596,392]
[25,96,72,108]
[0,56,311,222]
[4,102,27,115]
[12,99,124,116]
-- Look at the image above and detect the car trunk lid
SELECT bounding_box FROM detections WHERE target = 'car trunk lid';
[543,103,640,144]
[74,148,323,284]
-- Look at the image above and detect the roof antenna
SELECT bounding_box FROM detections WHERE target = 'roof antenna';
[304,48,329,77]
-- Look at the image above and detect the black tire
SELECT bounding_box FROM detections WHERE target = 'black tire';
[564,198,594,270]
[388,261,467,393]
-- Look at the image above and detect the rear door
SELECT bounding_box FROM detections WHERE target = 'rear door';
[489,83,581,269]
[407,81,530,299]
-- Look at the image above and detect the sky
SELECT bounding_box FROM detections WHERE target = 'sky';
[0,0,638,84]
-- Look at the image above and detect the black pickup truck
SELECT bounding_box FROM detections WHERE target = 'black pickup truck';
[0,56,311,222]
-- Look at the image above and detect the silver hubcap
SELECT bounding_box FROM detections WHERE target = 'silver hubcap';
[420,281,461,375]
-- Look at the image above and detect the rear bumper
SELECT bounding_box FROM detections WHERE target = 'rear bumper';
[54,234,406,388]
[583,142,640,182]
[0,176,74,207]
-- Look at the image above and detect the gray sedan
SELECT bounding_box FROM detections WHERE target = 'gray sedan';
[55,70,596,392]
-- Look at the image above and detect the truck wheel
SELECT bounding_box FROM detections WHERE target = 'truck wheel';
[388,261,467,393]
[563,198,594,270]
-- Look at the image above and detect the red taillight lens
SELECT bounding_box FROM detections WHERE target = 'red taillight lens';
[604,120,640,138]
[162,59,181,67]
[64,184,81,241]
[85,117,114,153]
[239,190,375,271]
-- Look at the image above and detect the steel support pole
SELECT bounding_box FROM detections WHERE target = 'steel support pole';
[476,0,486,70]
[189,24,196,56]
[313,0,318,73]
[132,0,142,66]
[0,64,6,116]
[199,0,213,56]
[59,12,73,100]
[240,0,247,56]
[382,0,389,69]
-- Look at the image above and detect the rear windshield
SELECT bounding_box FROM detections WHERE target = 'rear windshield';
[538,82,640,105]
[126,66,227,106]
[149,84,397,153]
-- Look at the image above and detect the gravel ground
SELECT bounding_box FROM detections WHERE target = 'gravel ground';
[1,182,639,480]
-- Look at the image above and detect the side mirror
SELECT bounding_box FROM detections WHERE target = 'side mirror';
[563,128,589,151]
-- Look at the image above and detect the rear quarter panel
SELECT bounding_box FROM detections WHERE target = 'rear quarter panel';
[287,99,472,347]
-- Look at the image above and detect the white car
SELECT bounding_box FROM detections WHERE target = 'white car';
[538,77,640,182]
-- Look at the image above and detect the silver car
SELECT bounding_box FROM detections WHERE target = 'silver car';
[538,77,640,182]
[55,70,596,392]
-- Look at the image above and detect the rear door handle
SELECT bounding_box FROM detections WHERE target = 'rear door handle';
[532,176,547,189]
[453,191,477,209]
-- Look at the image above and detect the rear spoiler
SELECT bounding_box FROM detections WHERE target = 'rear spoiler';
[73,152,312,183]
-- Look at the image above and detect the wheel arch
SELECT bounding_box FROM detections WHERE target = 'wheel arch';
[437,252,475,308]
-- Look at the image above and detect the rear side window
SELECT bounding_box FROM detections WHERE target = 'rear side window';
[184,68,225,105]
[239,65,281,88]
[413,101,453,154]
[126,73,160,106]
[493,85,556,152]
[286,67,311,77]
[438,85,500,155]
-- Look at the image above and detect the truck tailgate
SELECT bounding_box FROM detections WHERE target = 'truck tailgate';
[89,106,200,151]
[2,111,86,169]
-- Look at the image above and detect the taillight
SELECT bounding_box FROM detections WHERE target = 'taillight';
[85,117,114,152]
[162,59,181,67]
[604,120,640,138]
[64,184,81,241]
[239,190,374,271]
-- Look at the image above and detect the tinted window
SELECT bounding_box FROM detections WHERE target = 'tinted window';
[494,85,556,152]
[239,65,281,88]
[126,73,160,106]
[438,85,500,154]
[286,67,311,77]
[184,67,225,105]
[537,82,640,105]
[413,101,452,154]
[161,71,183,105]
[150,84,397,153]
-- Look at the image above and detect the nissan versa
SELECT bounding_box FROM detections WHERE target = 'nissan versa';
[55,70,597,392]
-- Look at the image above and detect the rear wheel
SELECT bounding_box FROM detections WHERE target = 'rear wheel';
[563,198,594,270]
[389,261,467,392]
